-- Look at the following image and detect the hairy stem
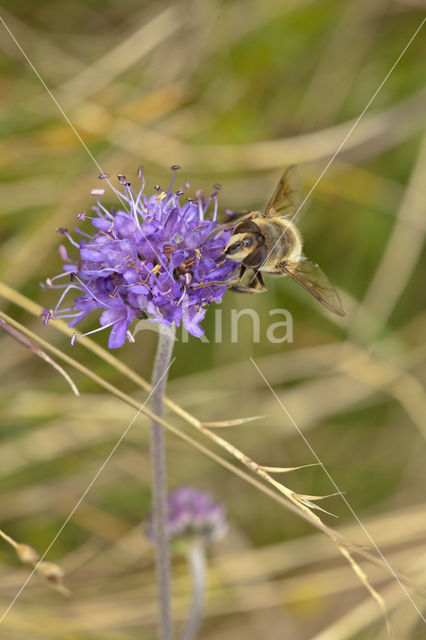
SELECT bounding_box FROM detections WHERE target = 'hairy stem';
[180,539,206,640]
[150,325,176,640]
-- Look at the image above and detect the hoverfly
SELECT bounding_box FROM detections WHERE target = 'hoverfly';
[216,166,344,315]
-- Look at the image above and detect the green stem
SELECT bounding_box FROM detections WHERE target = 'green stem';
[180,539,206,640]
[150,325,176,640]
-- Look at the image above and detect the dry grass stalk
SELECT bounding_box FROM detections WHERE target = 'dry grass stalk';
[0,301,400,636]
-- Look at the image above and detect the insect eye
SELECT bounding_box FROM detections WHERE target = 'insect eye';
[243,237,252,248]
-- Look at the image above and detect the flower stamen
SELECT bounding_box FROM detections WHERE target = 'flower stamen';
[44,167,236,347]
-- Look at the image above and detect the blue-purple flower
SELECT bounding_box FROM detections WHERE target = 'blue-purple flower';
[147,487,228,544]
[43,167,237,348]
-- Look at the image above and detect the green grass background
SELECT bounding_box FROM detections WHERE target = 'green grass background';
[0,1,425,638]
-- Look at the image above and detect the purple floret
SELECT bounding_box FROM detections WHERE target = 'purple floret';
[147,486,228,544]
[43,166,237,348]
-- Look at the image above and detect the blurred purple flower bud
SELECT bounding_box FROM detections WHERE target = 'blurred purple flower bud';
[147,487,228,545]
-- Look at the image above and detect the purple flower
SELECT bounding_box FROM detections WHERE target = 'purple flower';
[147,487,228,545]
[43,167,237,348]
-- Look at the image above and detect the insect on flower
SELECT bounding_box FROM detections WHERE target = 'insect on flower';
[200,166,345,316]
[42,166,237,348]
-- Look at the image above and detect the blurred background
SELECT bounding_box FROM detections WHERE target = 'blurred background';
[0,0,425,638]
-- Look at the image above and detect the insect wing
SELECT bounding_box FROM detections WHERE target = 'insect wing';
[283,259,345,316]
[224,209,250,224]
[222,210,255,232]
[264,166,302,218]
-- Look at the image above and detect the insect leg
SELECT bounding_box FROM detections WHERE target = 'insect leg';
[239,264,247,279]
[230,269,266,294]
[254,270,266,290]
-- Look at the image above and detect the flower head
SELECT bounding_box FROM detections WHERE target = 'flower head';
[43,167,237,347]
[147,486,228,545]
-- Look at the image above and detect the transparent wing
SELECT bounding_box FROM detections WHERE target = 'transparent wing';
[223,211,254,231]
[283,259,345,316]
[264,166,302,218]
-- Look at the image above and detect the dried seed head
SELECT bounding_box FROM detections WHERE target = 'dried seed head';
[16,544,39,564]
